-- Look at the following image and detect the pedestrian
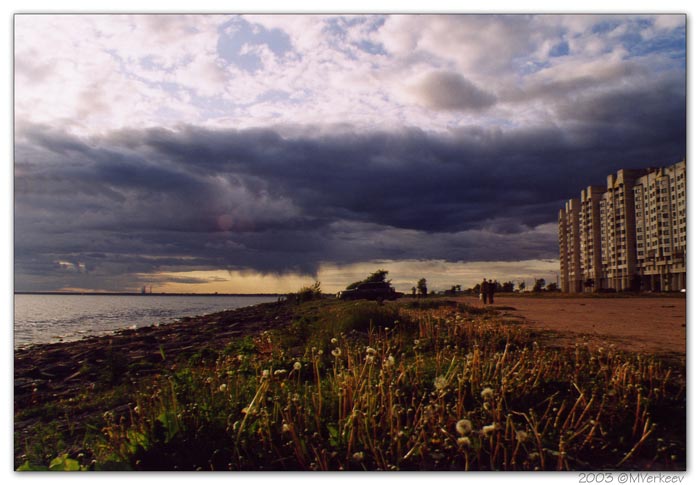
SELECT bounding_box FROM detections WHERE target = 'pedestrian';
[487,279,495,304]
[481,278,488,305]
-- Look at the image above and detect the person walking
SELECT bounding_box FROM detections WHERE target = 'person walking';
[481,278,488,304]
[487,279,495,304]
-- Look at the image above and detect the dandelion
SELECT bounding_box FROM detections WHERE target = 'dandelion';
[133,406,140,414]
[282,423,291,433]
[293,362,302,371]
[331,348,342,358]
[457,436,471,447]
[331,337,338,345]
[455,419,473,436]
[482,423,497,435]
[317,349,324,356]
[434,376,448,391]
[516,430,529,443]
[352,451,365,462]
[366,346,377,356]
[274,369,287,376]
[219,384,228,392]
[366,355,375,364]
[481,387,494,399]
[384,355,395,367]
[261,369,270,378]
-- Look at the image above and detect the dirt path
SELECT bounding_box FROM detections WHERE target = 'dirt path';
[457,295,686,357]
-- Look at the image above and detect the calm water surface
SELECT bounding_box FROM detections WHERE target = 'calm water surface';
[14,294,278,348]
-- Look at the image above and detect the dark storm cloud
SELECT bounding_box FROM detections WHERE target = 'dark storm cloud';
[14,73,685,289]
[411,71,497,111]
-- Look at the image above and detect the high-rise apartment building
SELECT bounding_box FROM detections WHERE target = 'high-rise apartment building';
[559,159,686,292]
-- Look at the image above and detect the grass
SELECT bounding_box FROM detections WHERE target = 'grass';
[16,298,685,471]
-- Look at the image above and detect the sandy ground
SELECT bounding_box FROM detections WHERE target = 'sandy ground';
[457,295,686,357]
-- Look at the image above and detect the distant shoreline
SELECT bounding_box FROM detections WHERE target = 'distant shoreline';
[14,291,285,297]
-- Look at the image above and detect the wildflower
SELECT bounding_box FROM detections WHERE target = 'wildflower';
[457,436,471,447]
[331,348,342,358]
[366,355,375,364]
[455,419,473,436]
[482,423,497,435]
[385,355,395,367]
[274,369,287,376]
[366,346,377,356]
[352,451,365,462]
[261,369,270,378]
[515,430,528,443]
[219,384,228,392]
[206,377,213,384]
[282,423,291,433]
[434,376,448,391]
[317,349,324,356]
[481,387,494,400]
[133,406,140,414]
[293,361,302,371]
[331,337,338,345]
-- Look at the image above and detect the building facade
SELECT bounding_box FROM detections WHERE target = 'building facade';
[559,159,686,293]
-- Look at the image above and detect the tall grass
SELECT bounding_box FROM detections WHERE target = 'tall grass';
[26,301,685,471]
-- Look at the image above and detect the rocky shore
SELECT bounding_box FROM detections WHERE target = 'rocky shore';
[15,301,294,452]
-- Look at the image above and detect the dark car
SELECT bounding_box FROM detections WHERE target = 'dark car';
[338,281,404,301]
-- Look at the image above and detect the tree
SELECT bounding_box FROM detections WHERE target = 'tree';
[533,278,546,292]
[518,281,526,291]
[347,269,389,290]
[546,282,558,292]
[502,281,515,293]
[417,278,428,297]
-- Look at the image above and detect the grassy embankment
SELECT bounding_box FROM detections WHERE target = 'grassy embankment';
[16,297,685,471]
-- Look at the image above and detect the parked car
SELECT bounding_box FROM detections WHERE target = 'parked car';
[338,281,404,301]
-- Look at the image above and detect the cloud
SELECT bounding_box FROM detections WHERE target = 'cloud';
[13,14,686,291]
[409,71,497,111]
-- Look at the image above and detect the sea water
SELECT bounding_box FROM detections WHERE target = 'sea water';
[14,294,279,348]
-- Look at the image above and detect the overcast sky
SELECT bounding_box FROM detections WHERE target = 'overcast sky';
[14,14,686,293]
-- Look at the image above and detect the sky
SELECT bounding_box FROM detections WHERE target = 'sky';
[13,13,686,294]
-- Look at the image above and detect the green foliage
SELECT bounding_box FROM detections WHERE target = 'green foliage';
[292,281,323,303]
[346,269,389,290]
[417,278,428,296]
[533,278,546,292]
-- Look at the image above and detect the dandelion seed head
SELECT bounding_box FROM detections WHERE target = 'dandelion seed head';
[261,370,270,378]
[293,362,302,371]
[331,348,342,358]
[457,436,471,447]
[482,423,497,434]
[366,346,377,356]
[331,337,338,345]
[434,376,448,390]
[481,387,494,399]
[455,419,473,436]
[219,384,228,392]
[352,451,364,462]
[516,430,528,443]
[274,369,287,376]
